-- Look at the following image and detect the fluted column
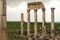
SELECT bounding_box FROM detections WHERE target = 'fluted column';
[42,7,46,37]
[51,8,55,38]
[0,0,3,39]
[1,15,6,40]
[0,16,1,39]
[3,0,6,16]
[27,8,31,40]
[34,8,38,38]
[1,0,7,40]
[21,13,24,37]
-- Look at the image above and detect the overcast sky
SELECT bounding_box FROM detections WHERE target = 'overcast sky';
[6,0,60,22]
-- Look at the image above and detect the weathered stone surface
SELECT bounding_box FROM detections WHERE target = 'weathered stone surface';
[1,16,6,40]
[28,2,44,9]
[21,13,24,36]
[0,0,4,39]
[34,8,38,38]
[51,8,55,39]
[42,7,46,37]
[27,2,45,40]
[0,0,6,40]
[27,8,31,40]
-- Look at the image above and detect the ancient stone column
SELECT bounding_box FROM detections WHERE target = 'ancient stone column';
[27,8,31,40]
[34,8,38,38]
[3,0,6,16]
[0,0,3,39]
[1,15,6,40]
[0,16,1,40]
[42,7,46,37]
[1,0,7,40]
[21,13,24,37]
[51,8,55,38]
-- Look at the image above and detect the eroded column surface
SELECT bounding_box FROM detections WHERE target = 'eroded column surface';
[42,7,46,37]
[0,16,1,40]
[51,8,55,38]
[0,0,3,39]
[34,8,38,38]
[27,8,31,40]
[1,0,7,40]
[21,13,24,36]
[1,15,6,40]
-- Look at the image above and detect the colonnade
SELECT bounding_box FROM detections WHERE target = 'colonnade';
[0,0,56,40]
[21,8,55,40]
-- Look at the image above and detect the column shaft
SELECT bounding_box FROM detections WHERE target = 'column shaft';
[3,0,6,16]
[42,7,46,36]
[1,0,6,40]
[34,8,37,38]
[1,15,6,40]
[21,13,24,36]
[0,0,3,39]
[27,9,31,40]
[51,8,55,37]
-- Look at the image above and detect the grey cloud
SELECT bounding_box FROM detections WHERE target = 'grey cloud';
[6,0,51,7]
[6,0,21,7]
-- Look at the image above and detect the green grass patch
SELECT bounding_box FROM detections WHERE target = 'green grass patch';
[7,22,60,40]
[7,22,60,32]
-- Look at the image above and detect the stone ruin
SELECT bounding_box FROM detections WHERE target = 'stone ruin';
[0,0,60,40]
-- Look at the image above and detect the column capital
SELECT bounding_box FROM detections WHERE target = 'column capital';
[27,8,30,12]
[42,7,45,11]
[21,13,23,15]
[51,8,55,10]
[34,8,37,12]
